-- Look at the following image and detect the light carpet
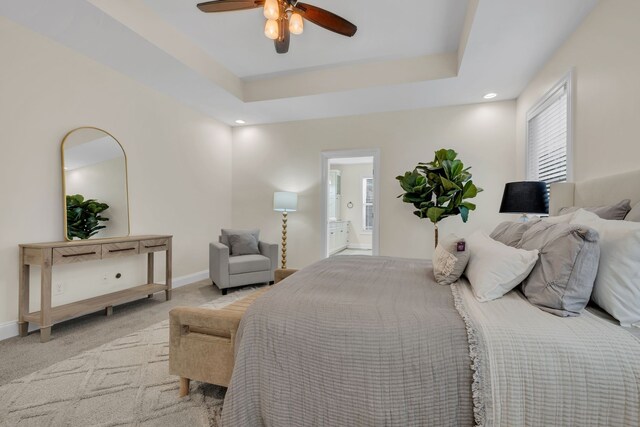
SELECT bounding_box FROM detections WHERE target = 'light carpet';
[0,287,261,427]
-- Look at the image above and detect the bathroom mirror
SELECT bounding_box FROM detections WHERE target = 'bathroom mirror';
[61,127,130,240]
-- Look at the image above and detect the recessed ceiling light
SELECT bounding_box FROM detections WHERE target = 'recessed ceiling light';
[235,119,246,125]
[483,93,498,99]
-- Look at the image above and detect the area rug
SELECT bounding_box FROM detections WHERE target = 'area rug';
[0,287,261,427]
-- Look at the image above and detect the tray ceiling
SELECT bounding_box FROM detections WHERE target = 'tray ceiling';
[0,0,598,126]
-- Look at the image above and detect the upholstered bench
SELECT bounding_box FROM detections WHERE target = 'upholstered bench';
[169,268,298,396]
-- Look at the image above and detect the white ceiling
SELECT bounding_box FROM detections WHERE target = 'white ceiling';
[0,0,598,126]
[146,0,469,78]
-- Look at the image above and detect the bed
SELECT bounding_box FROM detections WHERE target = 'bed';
[221,171,640,427]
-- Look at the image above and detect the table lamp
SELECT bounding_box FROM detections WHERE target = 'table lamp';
[499,181,549,222]
[273,191,297,269]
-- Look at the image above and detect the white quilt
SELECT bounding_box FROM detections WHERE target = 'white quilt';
[453,280,640,427]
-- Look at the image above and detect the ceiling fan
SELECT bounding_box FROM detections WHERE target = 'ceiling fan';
[196,0,357,54]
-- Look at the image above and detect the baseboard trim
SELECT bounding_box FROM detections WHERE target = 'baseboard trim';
[173,270,209,289]
[347,244,373,250]
[0,269,210,342]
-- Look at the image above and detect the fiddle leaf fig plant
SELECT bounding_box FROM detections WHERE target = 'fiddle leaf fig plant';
[396,149,482,246]
[66,194,110,240]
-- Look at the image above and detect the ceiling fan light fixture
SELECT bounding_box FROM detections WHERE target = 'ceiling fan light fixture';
[265,19,280,40]
[263,0,279,20]
[289,12,304,35]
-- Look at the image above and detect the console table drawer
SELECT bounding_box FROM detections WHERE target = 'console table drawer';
[53,245,102,264]
[140,238,169,253]
[102,242,139,258]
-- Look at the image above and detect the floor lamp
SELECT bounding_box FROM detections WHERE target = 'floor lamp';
[273,191,298,269]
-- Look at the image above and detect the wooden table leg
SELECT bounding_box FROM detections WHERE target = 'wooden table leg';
[18,247,30,337]
[40,249,53,343]
[147,252,155,298]
[179,377,190,397]
[147,252,154,284]
[165,239,172,301]
[105,306,113,316]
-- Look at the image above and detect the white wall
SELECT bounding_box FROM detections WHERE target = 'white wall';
[0,17,232,327]
[232,101,517,268]
[516,0,640,182]
[338,163,374,249]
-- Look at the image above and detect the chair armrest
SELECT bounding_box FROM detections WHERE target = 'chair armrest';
[210,242,230,288]
[259,241,278,272]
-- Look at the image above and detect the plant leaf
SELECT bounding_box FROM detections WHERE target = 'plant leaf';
[441,176,461,191]
[462,181,478,199]
[460,206,470,222]
[426,207,446,224]
[460,201,477,211]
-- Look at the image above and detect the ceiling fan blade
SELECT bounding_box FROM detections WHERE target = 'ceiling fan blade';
[197,0,263,13]
[275,17,290,54]
[293,2,357,37]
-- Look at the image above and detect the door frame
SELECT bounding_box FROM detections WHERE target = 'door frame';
[320,148,381,258]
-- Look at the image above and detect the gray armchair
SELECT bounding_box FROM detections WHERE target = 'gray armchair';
[210,229,278,295]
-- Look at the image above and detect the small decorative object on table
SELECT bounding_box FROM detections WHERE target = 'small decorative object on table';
[396,149,482,247]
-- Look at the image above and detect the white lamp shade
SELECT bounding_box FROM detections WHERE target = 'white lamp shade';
[274,191,298,212]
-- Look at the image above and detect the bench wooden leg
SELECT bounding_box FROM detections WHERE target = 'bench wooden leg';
[179,377,191,397]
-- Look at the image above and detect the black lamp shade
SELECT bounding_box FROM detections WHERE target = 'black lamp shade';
[499,181,549,214]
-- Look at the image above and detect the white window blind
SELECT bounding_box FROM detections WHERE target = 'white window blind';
[526,80,569,185]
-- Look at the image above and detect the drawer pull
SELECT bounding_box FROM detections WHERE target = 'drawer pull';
[109,247,136,253]
[62,251,96,258]
[144,244,166,249]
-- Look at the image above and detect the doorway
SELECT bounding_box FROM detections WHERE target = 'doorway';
[321,149,380,258]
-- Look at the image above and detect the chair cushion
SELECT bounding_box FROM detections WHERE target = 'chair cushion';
[220,229,260,247]
[227,233,260,256]
[228,254,271,275]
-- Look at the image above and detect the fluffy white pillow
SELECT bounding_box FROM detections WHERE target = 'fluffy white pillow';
[543,212,575,224]
[571,209,640,327]
[464,230,539,302]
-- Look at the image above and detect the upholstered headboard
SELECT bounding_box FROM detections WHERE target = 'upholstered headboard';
[549,170,640,215]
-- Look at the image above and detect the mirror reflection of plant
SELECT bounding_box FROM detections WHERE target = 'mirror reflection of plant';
[396,149,482,247]
[66,194,110,240]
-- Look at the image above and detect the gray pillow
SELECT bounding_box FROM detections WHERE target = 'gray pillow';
[220,228,259,247]
[227,233,260,256]
[517,221,600,317]
[558,199,631,220]
[433,235,470,286]
[625,202,640,222]
[490,219,540,247]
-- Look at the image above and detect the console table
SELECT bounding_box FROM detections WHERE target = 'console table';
[18,235,172,342]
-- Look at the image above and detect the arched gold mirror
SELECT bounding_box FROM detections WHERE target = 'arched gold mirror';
[61,127,130,240]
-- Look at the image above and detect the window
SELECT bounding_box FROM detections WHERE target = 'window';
[526,72,573,185]
[362,177,373,231]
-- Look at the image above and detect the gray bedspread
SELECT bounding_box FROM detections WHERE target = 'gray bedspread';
[222,256,474,426]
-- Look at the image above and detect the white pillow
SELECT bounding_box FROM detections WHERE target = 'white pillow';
[543,212,575,224]
[570,209,640,327]
[464,230,539,302]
